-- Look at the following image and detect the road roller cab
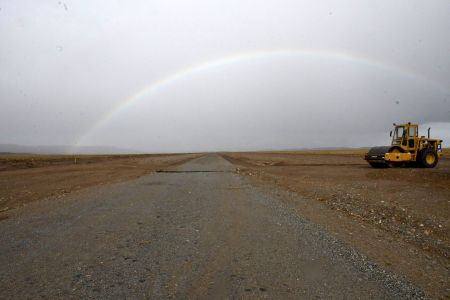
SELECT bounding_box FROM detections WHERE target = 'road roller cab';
[365,122,443,168]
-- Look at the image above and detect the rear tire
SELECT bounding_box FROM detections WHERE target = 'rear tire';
[418,148,438,168]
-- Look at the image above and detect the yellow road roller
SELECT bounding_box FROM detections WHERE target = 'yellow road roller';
[365,123,443,168]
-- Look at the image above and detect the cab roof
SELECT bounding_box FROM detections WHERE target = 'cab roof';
[393,123,418,127]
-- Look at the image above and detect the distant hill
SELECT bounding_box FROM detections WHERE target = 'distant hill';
[0,144,142,155]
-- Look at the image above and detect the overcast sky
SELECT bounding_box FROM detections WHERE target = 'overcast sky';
[1,0,449,153]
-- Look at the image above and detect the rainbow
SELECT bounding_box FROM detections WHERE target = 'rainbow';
[74,48,448,147]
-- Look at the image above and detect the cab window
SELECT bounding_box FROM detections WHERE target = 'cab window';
[393,127,404,139]
[392,126,404,145]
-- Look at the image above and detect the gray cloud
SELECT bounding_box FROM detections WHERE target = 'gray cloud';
[1,0,449,152]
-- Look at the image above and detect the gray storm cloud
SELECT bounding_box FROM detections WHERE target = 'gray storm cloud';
[0,0,449,152]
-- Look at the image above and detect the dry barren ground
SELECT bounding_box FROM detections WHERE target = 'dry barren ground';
[0,154,425,299]
[221,150,450,298]
[0,153,200,218]
[1,151,448,298]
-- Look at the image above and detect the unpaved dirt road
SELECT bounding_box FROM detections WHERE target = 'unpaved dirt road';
[0,155,423,299]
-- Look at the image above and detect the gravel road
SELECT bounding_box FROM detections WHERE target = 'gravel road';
[0,154,423,299]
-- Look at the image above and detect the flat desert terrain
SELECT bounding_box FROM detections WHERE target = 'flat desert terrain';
[0,151,448,298]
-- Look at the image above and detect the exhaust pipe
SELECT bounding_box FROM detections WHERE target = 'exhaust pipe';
[428,127,431,139]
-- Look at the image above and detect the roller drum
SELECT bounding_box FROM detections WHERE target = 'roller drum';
[365,146,390,167]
